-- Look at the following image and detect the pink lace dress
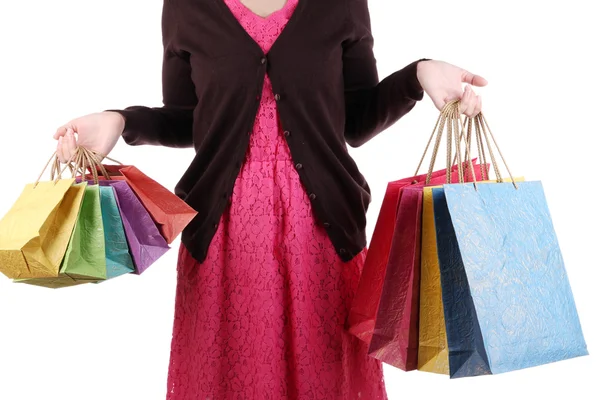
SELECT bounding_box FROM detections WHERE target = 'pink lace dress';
[166,1,388,398]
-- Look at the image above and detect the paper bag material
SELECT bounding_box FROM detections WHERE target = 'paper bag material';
[99,186,135,278]
[367,187,423,371]
[60,185,107,281]
[418,178,525,375]
[14,275,100,289]
[347,162,486,344]
[15,183,106,288]
[433,187,492,378]
[0,179,81,279]
[440,181,588,375]
[119,166,197,244]
[417,186,450,374]
[107,180,170,274]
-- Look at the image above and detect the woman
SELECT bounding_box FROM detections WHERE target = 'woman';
[54,0,485,398]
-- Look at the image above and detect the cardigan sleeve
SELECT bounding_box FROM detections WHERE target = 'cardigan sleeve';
[109,0,196,148]
[342,0,427,148]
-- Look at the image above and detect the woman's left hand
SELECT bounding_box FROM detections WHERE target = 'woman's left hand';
[417,60,488,117]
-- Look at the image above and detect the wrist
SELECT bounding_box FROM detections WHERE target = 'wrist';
[416,59,432,86]
[103,111,126,134]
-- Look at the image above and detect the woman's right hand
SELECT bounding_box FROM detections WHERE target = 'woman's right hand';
[54,111,126,163]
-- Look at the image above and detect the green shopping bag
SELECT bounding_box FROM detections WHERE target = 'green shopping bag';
[61,184,107,280]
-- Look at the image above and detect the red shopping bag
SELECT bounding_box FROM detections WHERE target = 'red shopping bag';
[83,164,126,181]
[347,164,472,340]
[348,162,487,370]
[367,185,423,370]
[86,164,197,244]
[118,166,197,244]
[347,179,417,343]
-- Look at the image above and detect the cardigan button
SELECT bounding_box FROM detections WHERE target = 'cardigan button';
[339,248,347,255]
[283,130,290,137]
[309,193,316,200]
[274,94,281,101]
[295,163,303,170]
[323,222,331,228]
[260,57,267,65]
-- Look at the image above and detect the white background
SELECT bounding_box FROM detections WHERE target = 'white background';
[0,0,598,399]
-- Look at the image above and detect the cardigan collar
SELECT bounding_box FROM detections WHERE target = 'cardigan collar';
[212,0,307,56]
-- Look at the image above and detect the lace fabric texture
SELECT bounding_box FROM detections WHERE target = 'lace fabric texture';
[166,1,388,398]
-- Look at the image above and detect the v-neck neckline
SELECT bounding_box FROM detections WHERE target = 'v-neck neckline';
[235,0,293,20]
[214,0,305,57]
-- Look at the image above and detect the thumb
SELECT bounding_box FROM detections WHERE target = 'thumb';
[462,71,488,87]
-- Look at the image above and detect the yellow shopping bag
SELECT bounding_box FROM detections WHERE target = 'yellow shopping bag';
[0,156,87,279]
[417,186,450,374]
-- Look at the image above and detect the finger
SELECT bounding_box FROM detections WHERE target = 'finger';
[57,136,67,163]
[64,128,78,162]
[475,95,482,115]
[464,87,480,117]
[462,71,488,87]
[465,99,477,117]
[467,95,479,117]
[459,86,473,114]
[54,126,68,140]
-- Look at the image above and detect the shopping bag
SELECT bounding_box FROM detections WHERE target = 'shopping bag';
[435,182,588,377]
[16,184,109,288]
[118,166,197,244]
[104,180,169,274]
[347,162,483,344]
[365,164,489,371]
[85,164,197,243]
[75,149,170,274]
[89,163,128,179]
[15,275,97,289]
[432,186,491,378]
[16,184,108,288]
[418,178,525,375]
[349,100,489,364]
[60,184,107,281]
[417,186,450,374]
[0,178,81,279]
[367,186,423,370]
[99,186,135,278]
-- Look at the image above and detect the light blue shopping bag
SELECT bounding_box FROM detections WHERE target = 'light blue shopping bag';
[434,181,587,376]
[432,187,491,378]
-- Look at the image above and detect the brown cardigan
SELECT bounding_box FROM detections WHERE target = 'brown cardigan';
[112,0,427,263]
